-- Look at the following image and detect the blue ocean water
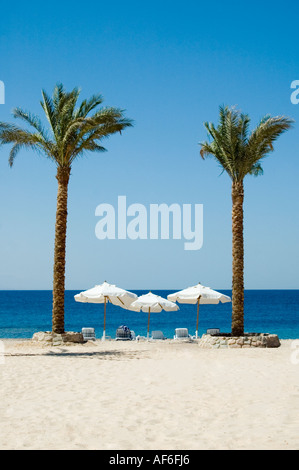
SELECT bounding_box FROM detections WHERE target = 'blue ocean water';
[0,290,298,340]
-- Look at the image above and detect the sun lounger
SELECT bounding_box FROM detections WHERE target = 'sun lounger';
[151,330,166,340]
[82,327,96,341]
[206,328,220,335]
[115,325,132,340]
[174,328,192,340]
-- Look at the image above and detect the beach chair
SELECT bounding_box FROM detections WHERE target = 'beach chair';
[115,325,132,341]
[206,328,220,335]
[174,328,192,340]
[81,327,96,341]
[151,330,166,340]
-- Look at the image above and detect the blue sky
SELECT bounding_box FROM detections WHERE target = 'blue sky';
[0,0,298,290]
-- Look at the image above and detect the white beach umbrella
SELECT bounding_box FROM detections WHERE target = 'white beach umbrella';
[74,281,138,340]
[130,291,179,339]
[167,283,231,338]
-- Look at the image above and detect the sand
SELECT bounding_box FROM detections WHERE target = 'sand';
[0,338,298,450]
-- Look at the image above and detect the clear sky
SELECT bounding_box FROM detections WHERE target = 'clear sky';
[0,0,298,290]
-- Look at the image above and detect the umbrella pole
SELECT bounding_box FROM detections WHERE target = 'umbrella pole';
[147,307,151,339]
[196,296,201,339]
[102,296,107,341]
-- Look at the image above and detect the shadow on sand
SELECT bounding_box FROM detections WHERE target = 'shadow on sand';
[4,348,145,360]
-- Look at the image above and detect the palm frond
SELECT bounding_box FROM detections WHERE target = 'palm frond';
[13,108,48,138]
[0,83,133,169]
[199,106,293,181]
[248,162,264,177]
[74,94,104,118]
[40,90,57,137]
[0,121,54,166]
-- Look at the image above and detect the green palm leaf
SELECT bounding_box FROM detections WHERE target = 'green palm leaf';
[200,105,293,181]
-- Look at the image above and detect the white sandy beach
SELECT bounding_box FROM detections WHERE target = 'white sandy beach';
[0,338,298,450]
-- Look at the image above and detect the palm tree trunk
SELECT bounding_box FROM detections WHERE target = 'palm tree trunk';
[52,166,71,334]
[231,180,244,336]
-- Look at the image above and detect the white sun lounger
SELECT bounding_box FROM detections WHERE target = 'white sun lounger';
[151,330,166,340]
[82,327,96,341]
[174,328,192,340]
[206,328,220,335]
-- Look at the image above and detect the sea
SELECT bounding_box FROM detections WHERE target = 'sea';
[0,290,298,340]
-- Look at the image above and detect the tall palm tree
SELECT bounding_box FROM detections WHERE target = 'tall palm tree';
[0,83,133,334]
[200,106,293,336]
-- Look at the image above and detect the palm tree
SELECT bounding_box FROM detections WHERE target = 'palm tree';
[200,105,293,336]
[0,83,133,334]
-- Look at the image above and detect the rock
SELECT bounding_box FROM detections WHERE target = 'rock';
[32,331,51,342]
[266,334,281,348]
[32,331,84,345]
[61,332,84,343]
